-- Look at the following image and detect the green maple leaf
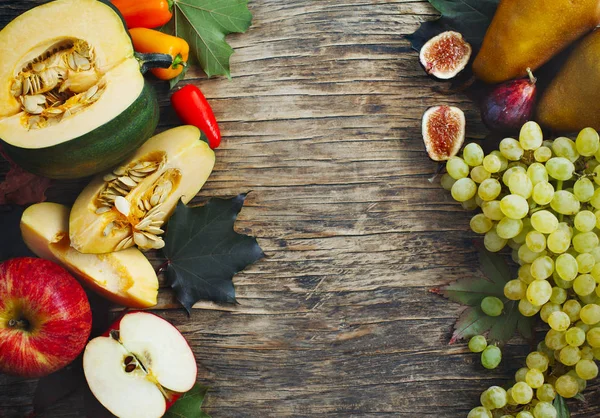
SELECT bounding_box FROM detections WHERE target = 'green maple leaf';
[406,0,500,52]
[162,0,253,78]
[553,395,571,418]
[162,193,265,313]
[433,243,534,345]
[164,384,211,418]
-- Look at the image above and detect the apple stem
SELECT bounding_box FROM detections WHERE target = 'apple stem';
[8,319,29,329]
[526,67,537,85]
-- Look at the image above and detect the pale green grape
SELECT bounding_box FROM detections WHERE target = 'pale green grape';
[520,121,543,150]
[500,194,529,219]
[516,412,533,418]
[531,256,554,280]
[555,275,575,289]
[482,201,504,221]
[481,345,502,369]
[509,171,533,198]
[563,300,582,322]
[560,345,581,366]
[590,187,600,209]
[525,368,544,388]
[532,182,554,205]
[587,327,600,347]
[496,217,523,239]
[526,351,549,372]
[533,401,557,418]
[468,335,487,353]
[577,253,596,273]
[556,253,578,281]
[545,329,567,350]
[541,303,561,323]
[550,287,568,304]
[556,375,579,398]
[499,137,524,160]
[478,178,502,201]
[518,245,546,264]
[526,231,546,252]
[519,298,541,316]
[534,146,552,162]
[467,407,492,418]
[557,222,573,236]
[594,166,600,187]
[566,327,586,347]
[576,320,591,333]
[573,232,599,253]
[515,367,529,382]
[546,157,575,181]
[483,154,502,173]
[580,303,600,325]
[551,191,580,216]
[519,264,535,284]
[548,311,570,331]
[440,173,457,191]
[513,219,532,245]
[567,370,587,393]
[536,384,556,402]
[503,165,527,186]
[574,177,595,202]
[447,156,470,179]
[511,381,534,404]
[484,229,507,252]
[527,280,552,305]
[471,165,491,183]
[481,296,504,317]
[463,142,485,166]
[483,386,507,409]
[527,162,548,185]
[576,127,600,156]
[505,279,527,300]
[576,359,599,380]
[547,229,571,254]
[575,210,597,232]
[470,214,493,234]
[491,150,509,171]
[591,247,600,263]
[451,178,477,202]
[475,195,485,207]
[461,197,478,210]
[552,137,579,162]
[573,274,596,296]
[593,347,600,360]
[530,210,558,234]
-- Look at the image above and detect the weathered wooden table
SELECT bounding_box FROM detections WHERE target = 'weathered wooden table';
[1,0,599,417]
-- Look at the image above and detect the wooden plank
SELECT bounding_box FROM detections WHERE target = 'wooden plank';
[0,0,599,417]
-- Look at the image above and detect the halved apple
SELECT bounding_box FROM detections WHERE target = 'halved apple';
[20,202,158,308]
[83,312,198,418]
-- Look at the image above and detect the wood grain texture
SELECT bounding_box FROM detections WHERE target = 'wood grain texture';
[0,0,599,417]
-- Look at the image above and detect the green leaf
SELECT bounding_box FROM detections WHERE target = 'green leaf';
[162,193,265,312]
[164,384,211,418]
[437,244,533,344]
[169,65,189,89]
[406,0,500,52]
[554,395,571,418]
[162,0,252,78]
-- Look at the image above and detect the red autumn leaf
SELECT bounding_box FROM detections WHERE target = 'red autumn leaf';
[0,146,51,206]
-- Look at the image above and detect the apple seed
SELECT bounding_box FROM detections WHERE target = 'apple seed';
[124,355,134,365]
[125,363,136,373]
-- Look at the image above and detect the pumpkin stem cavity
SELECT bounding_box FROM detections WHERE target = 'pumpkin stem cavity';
[12,38,106,130]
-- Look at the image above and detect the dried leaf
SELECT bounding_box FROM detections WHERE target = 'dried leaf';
[0,147,51,206]
[162,194,265,312]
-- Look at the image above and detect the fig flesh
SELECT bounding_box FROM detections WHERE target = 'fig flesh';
[419,31,472,80]
[422,105,465,161]
[481,69,537,133]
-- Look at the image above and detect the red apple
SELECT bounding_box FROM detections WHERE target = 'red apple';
[0,257,92,378]
[83,311,197,418]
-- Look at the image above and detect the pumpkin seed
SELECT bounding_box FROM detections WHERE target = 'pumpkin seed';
[115,236,133,251]
[118,176,137,188]
[95,206,111,215]
[103,222,115,237]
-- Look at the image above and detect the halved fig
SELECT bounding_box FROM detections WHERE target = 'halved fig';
[21,202,158,308]
[70,125,215,254]
[422,105,466,161]
[419,31,472,80]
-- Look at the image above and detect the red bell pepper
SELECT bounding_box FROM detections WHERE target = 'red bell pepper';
[171,85,221,149]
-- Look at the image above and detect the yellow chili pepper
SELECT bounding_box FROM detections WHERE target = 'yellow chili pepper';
[129,28,189,80]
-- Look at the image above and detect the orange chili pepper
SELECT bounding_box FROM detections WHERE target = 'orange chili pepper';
[129,28,189,80]
[111,0,173,29]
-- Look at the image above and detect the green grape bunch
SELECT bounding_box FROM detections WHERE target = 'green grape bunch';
[442,122,600,418]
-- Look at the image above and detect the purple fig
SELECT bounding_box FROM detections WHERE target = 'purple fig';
[419,31,472,80]
[480,69,537,133]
